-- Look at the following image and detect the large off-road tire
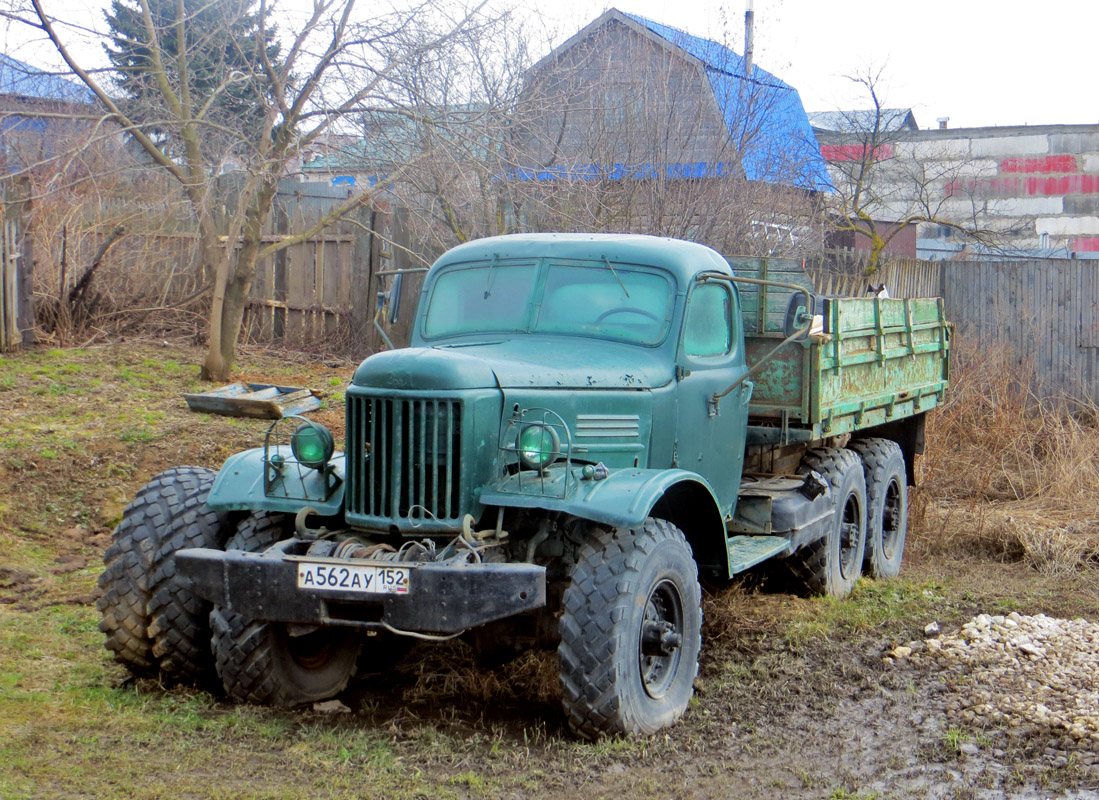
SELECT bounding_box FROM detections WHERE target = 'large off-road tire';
[97,466,219,675]
[211,512,363,707]
[850,438,908,579]
[558,518,702,739]
[146,475,231,682]
[786,448,867,598]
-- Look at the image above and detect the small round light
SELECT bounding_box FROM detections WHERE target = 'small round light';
[291,422,334,470]
[517,424,560,470]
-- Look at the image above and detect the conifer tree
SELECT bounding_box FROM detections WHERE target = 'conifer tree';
[103,0,279,155]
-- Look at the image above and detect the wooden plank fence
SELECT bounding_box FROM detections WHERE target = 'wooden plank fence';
[809,260,942,300]
[803,256,1099,403]
[57,182,425,356]
[937,259,1099,403]
[241,183,425,356]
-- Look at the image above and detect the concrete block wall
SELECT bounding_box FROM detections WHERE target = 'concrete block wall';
[819,124,1099,258]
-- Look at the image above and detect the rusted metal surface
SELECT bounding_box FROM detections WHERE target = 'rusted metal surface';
[735,256,950,439]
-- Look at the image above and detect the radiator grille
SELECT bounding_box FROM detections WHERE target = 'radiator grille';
[346,395,462,523]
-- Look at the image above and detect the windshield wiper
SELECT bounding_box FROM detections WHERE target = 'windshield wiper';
[602,256,630,298]
[484,253,499,299]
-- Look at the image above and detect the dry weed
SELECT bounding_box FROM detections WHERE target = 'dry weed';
[917,339,1099,571]
[394,641,561,707]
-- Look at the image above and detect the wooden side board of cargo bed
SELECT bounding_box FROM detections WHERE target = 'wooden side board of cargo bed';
[729,256,951,441]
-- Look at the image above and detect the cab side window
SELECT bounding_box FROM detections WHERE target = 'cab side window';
[683,283,732,358]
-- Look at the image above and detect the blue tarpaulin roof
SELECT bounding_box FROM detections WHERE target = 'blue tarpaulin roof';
[0,53,95,104]
[623,12,829,191]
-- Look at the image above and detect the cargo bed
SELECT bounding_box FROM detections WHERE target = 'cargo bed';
[730,257,950,442]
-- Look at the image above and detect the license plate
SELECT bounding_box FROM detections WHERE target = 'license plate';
[296,561,410,595]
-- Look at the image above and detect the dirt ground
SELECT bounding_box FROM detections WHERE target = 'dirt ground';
[319,555,1099,800]
[3,341,1099,800]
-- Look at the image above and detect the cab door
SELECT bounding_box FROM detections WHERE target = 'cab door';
[673,280,751,514]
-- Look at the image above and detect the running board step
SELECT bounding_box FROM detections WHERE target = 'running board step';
[727,535,791,574]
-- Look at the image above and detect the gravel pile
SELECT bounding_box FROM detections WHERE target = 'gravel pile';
[885,612,1099,746]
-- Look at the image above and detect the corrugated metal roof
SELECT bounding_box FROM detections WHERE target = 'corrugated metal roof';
[0,53,95,104]
[623,12,830,191]
[809,109,919,134]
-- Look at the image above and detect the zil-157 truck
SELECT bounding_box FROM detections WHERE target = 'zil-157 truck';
[98,233,949,739]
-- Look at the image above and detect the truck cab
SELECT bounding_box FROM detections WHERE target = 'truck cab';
[344,234,753,573]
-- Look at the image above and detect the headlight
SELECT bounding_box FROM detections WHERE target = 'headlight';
[517,423,560,470]
[291,421,335,470]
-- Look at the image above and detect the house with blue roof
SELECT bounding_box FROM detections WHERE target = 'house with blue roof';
[0,53,99,172]
[515,9,828,193]
[0,53,95,105]
[505,9,829,253]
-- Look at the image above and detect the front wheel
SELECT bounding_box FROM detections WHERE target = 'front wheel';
[210,512,362,707]
[210,608,362,707]
[97,466,225,677]
[558,518,702,739]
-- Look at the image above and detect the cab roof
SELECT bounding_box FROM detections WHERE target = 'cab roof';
[430,233,733,286]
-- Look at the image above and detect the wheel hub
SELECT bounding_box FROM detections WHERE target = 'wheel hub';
[838,492,862,579]
[638,579,685,699]
[882,479,903,558]
[642,620,681,657]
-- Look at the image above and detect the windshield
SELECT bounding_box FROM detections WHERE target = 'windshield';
[422,260,674,345]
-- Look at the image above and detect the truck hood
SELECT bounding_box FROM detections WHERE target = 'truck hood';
[353,339,673,391]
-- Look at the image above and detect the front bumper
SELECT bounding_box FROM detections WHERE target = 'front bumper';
[175,548,546,634]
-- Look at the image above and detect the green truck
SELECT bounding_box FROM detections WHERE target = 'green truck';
[98,234,950,739]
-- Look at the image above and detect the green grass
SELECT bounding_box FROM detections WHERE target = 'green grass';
[0,604,461,799]
[782,579,946,646]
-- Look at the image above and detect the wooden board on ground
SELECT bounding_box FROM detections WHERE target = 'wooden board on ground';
[182,382,322,419]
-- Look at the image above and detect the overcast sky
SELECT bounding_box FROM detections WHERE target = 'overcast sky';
[13,0,1099,131]
[539,0,1099,130]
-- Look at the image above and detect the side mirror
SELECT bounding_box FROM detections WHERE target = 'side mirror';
[783,290,816,340]
[387,272,403,324]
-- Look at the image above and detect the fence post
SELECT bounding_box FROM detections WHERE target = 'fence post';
[348,205,377,353]
[1,178,31,352]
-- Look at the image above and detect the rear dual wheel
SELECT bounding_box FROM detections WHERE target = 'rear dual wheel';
[787,448,867,598]
[851,438,908,579]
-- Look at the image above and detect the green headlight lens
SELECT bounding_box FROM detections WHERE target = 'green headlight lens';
[291,422,334,470]
[518,424,559,470]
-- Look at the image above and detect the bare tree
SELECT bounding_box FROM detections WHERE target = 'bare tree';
[817,67,997,272]
[10,0,485,380]
[327,11,539,258]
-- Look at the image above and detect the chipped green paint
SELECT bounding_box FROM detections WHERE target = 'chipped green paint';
[738,258,950,440]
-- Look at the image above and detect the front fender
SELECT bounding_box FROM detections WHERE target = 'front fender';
[207,447,346,516]
[477,467,721,530]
